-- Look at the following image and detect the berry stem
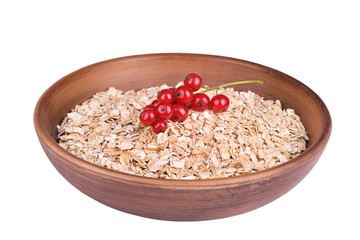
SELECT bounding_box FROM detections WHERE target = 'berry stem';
[200,80,263,93]
[136,126,148,132]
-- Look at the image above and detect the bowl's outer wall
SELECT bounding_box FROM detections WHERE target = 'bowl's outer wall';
[35,54,331,221]
[40,139,325,221]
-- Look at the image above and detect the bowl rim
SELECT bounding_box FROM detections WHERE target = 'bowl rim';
[34,53,332,189]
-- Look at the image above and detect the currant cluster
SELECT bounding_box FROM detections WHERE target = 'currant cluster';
[139,73,230,134]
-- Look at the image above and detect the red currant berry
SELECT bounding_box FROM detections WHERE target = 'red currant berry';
[145,104,157,110]
[184,73,202,91]
[157,89,174,103]
[152,119,167,134]
[155,102,174,120]
[210,94,230,113]
[174,85,194,105]
[169,87,176,94]
[139,109,156,126]
[171,104,189,122]
[152,99,159,106]
[191,93,210,112]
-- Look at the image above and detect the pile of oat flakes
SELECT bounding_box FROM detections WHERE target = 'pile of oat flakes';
[57,84,309,179]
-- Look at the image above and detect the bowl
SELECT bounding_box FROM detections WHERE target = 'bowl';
[34,53,331,221]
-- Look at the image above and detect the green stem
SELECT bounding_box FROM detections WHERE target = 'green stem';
[200,80,263,93]
[136,126,148,132]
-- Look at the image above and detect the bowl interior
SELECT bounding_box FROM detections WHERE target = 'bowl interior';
[36,53,329,161]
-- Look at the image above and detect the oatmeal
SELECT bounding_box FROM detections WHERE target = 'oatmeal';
[57,84,308,179]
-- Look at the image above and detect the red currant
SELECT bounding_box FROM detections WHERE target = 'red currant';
[171,104,189,122]
[174,85,194,105]
[210,94,230,113]
[184,73,202,91]
[169,88,178,104]
[139,109,156,126]
[145,104,157,110]
[151,99,159,106]
[191,93,210,112]
[157,89,174,103]
[169,87,176,94]
[155,102,174,120]
[152,119,167,134]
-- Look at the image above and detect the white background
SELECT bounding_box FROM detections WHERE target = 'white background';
[1,0,359,239]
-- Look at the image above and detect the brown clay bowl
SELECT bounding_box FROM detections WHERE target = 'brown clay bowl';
[34,53,331,221]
